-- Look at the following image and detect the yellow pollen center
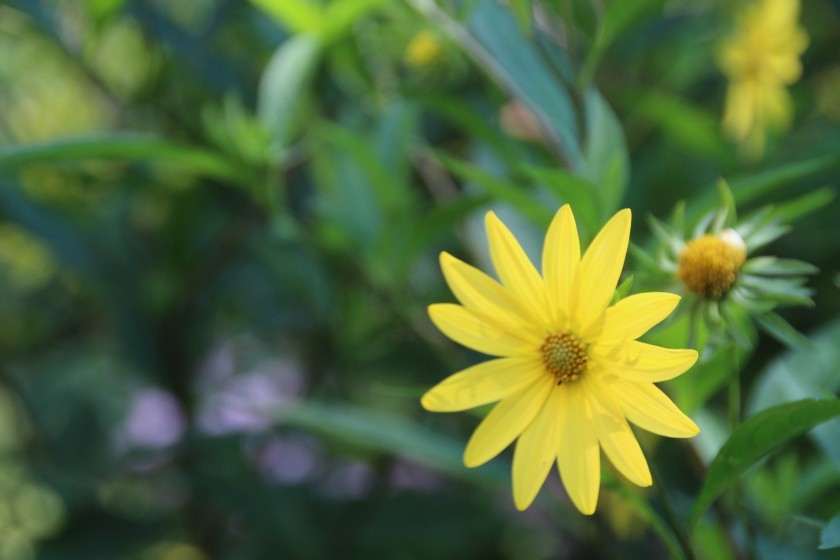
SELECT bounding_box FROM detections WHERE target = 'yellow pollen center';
[677,232,747,299]
[540,331,587,385]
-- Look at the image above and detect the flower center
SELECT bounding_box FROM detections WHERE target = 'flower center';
[540,331,587,385]
[677,230,747,299]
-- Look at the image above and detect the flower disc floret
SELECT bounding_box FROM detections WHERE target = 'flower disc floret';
[677,231,747,299]
[541,332,587,384]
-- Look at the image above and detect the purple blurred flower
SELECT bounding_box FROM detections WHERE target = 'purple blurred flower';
[196,356,305,436]
[254,436,322,485]
[118,388,185,450]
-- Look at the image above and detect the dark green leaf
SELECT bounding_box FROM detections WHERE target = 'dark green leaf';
[0,134,251,185]
[754,312,815,351]
[691,399,840,528]
[257,34,323,151]
[819,515,840,550]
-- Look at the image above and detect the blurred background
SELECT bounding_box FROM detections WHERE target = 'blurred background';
[0,0,839,558]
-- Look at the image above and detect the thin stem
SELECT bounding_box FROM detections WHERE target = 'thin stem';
[727,344,758,560]
[649,461,697,560]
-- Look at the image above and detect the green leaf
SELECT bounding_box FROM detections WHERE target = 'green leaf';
[766,187,836,225]
[0,134,251,185]
[581,88,629,218]
[520,166,601,240]
[690,399,840,528]
[741,257,819,276]
[465,0,583,169]
[626,89,729,161]
[819,515,840,550]
[249,0,322,34]
[257,34,323,152]
[611,274,634,304]
[321,0,391,43]
[754,312,815,351]
[435,153,553,226]
[274,401,508,488]
[507,0,532,34]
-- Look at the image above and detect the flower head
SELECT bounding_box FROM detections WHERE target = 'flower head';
[718,0,808,156]
[404,31,444,69]
[422,206,699,514]
[642,184,817,348]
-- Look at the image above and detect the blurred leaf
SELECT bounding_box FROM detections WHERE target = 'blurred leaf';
[581,89,629,218]
[521,166,600,239]
[820,516,840,550]
[276,401,508,488]
[252,0,389,43]
[748,319,840,466]
[0,134,252,185]
[691,399,840,528]
[405,195,490,264]
[466,0,583,169]
[630,89,729,161]
[754,312,815,351]
[321,0,391,43]
[0,179,98,276]
[257,34,323,152]
[741,257,819,276]
[765,187,836,225]
[507,0,532,34]
[435,152,553,226]
[250,0,322,34]
[689,153,840,222]
[612,274,634,303]
[581,1,664,85]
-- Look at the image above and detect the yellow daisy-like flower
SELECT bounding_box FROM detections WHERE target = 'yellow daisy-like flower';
[422,206,699,514]
[718,0,808,156]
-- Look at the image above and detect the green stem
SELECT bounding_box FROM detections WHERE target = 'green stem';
[650,461,697,560]
[727,345,758,560]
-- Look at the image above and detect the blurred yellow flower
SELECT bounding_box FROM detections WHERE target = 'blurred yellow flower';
[718,0,808,156]
[404,31,443,68]
[422,206,699,514]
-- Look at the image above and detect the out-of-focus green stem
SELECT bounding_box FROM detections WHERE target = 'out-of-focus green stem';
[650,461,697,560]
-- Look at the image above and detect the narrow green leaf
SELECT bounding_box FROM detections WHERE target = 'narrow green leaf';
[581,89,629,218]
[436,153,553,226]
[321,0,391,43]
[0,134,251,185]
[274,401,508,488]
[257,35,323,151]
[690,399,840,528]
[249,0,322,33]
[819,515,840,550]
[741,257,819,276]
[754,312,815,351]
[521,166,600,239]
[766,187,836,225]
[611,275,634,304]
[507,0,532,34]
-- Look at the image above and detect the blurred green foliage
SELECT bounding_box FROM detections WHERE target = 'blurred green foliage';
[0,0,839,558]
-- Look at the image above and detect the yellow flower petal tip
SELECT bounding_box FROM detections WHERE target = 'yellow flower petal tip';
[421,206,699,515]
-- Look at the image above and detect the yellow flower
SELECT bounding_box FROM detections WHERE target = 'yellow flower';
[404,31,443,69]
[718,0,808,156]
[422,206,699,514]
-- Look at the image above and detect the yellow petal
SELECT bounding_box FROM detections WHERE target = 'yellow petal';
[421,357,545,412]
[591,341,698,382]
[512,385,563,510]
[576,209,631,337]
[463,375,554,468]
[439,252,539,338]
[608,378,699,438]
[599,292,680,344]
[485,212,551,328]
[428,304,530,357]
[556,383,600,515]
[587,380,652,487]
[541,205,580,327]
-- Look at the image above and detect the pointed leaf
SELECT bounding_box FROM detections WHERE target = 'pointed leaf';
[691,399,840,528]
